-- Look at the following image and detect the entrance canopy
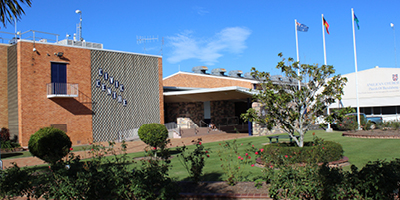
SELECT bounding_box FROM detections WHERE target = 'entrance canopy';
[164,86,255,103]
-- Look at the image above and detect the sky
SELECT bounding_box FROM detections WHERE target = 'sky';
[2,0,400,78]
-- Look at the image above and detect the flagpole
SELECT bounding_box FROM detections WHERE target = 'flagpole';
[295,19,301,89]
[322,14,332,132]
[352,8,361,130]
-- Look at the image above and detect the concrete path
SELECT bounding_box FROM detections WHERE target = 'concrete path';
[2,133,250,168]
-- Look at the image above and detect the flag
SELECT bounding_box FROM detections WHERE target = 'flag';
[296,22,309,32]
[323,17,330,34]
[354,13,359,29]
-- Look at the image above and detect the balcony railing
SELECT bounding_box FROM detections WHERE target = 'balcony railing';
[47,83,78,98]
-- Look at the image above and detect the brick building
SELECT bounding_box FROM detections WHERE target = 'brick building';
[0,33,163,147]
[163,68,257,135]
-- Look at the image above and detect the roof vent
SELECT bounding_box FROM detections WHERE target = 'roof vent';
[192,66,208,74]
[228,70,243,78]
[211,68,227,76]
[244,72,255,79]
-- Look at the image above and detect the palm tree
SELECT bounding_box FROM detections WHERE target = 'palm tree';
[0,0,32,27]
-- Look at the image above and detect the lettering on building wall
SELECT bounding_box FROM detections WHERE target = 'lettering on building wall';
[96,68,127,107]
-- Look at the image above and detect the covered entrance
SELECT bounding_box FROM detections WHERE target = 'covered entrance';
[164,86,254,136]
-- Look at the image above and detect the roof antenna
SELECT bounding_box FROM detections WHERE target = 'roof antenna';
[137,35,158,53]
[75,10,83,41]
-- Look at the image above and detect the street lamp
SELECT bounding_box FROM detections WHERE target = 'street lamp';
[391,23,397,68]
[75,10,83,41]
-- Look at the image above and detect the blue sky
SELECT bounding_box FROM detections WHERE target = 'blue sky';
[2,0,400,78]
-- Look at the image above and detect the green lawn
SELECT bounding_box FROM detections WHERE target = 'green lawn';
[123,130,400,181]
[8,130,400,182]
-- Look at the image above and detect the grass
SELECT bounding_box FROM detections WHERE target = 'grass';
[123,129,400,181]
[11,130,400,182]
[1,144,91,160]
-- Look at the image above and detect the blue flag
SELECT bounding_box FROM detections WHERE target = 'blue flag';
[354,13,360,29]
[296,22,309,32]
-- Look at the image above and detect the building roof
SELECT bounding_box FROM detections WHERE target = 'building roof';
[164,86,255,103]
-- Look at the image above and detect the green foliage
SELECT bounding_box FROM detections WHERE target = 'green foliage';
[0,141,179,200]
[0,127,10,142]
[336,114,360,131]
[176,138,210,183]
[0,0,32,27]
[326,107,356,123]
[1,140,21,150]
[0,128,21,150]
[261,136,343,165]
[138,123,169,149]
[336,114,376,131]
[0,164,37,199]
[217,140,259,185]
[242,53,347,147]
[263,159,400,199]
[28,127,72,165]
[378,120,400,130]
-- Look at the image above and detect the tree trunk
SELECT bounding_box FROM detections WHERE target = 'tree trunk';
[298,130,304,147]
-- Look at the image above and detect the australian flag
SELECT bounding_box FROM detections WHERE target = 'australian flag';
[393,74,398,81]
[296,22,309,32]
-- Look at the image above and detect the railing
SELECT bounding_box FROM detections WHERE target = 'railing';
[0,30,59,44]
[165,122,181,137]
[117,128,140,142]
[47,83,78,98]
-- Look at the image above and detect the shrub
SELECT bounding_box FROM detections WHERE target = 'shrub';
[263,159,400,199]
[176,138,210,183]
[28,127,72,165]
[261,137,343,165]
[217,140,260,185]
[0,127,10,142]
[138,124,169,149]
[0,141,179,200]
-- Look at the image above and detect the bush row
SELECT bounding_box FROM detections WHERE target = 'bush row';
[261,137,343,165]
[0,142,179,200]
[263,159,400,199]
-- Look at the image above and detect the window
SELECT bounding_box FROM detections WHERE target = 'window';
[51,63,67,94]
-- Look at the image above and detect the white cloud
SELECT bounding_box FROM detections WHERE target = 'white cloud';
[192,6,209,16]
[167,27,251,65]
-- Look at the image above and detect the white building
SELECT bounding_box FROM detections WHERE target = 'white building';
[329,66,400,121]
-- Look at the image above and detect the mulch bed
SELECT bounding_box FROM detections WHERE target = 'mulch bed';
[342,129,400,139]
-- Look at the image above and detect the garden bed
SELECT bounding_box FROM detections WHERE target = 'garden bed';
[343,129,400,139]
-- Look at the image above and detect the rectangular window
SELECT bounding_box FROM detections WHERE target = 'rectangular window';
[363,107,372,115]
[373,107,381,115]
[382,106,396,115]
[51,63,67,94]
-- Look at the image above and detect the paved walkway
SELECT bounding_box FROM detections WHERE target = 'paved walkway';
[2,133,250,169]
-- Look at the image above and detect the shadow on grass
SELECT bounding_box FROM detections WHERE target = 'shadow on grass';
[181,172,224,182]
[1,152,25,158]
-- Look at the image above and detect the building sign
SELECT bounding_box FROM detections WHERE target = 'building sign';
[96,68,127,107]
[95,79,101,88]
[98,68,103,76]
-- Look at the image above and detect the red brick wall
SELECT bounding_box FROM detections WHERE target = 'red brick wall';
[158,58,164,124]
[0,44,9,128]
[17,42,92,146]
[163,73,254,89]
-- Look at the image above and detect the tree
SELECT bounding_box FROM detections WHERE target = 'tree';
[28,127,72,165]
[242,53,347,147]
[138,123,169,149]
[0,0,32,27]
